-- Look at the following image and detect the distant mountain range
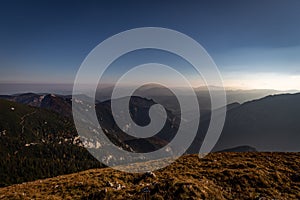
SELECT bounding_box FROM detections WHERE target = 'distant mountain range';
[1,91,299,153]
[0,93,72,116]
[1,91,300,152]
[0,91,300,186]
[96,83,297,106]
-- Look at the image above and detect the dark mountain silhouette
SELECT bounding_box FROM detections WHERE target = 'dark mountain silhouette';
[95,96,180,153]
[40,94,72,117]
[185,93,300,153]
[213,93,300,152]
[0,93,72,117]
[0,93,42,106]
[218,145,257,152]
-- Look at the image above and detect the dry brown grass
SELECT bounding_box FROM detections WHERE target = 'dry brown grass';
[0,152,299,199]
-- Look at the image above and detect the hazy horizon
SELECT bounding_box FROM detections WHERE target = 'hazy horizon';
[0,82,299,96]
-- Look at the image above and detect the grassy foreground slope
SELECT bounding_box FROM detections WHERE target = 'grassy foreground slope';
[0,152,299,200]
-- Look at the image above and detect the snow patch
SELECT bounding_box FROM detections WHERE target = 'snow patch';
[39,95,45,102]
[25,143,38,147]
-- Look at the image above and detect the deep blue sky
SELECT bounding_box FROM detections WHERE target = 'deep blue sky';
[1,0,300,90]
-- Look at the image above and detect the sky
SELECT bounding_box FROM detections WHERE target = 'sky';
[1,0,300,92]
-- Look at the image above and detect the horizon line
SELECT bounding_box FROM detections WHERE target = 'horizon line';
[0,82,299,93]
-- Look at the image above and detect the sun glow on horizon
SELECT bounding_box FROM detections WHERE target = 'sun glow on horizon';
[220,72,300,91]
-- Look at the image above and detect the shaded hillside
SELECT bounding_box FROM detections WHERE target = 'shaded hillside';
[0,99,102,187]
[213,93,300,152]
[0,152,299,199]
[0,96,180,186]
[96,96,180,153]
[0,93,181,153]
